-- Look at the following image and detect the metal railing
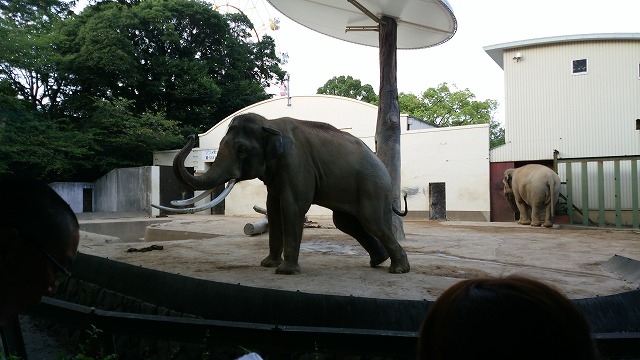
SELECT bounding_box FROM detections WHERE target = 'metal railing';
[558,156,640,228]
[2,297,640,359]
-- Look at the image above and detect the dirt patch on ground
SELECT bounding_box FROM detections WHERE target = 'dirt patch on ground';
[78,215,640,301]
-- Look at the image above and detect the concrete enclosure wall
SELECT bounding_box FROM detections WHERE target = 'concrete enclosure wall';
[401,124,491,220]
[49,182,94,213]
[94,167,156,215]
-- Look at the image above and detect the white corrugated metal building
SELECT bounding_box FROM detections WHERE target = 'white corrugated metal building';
[484,33,640,226]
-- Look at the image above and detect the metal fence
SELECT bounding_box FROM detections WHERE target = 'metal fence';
[557,156,640,228]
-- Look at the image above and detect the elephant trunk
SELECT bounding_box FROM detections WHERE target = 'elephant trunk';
[173,135,230,191]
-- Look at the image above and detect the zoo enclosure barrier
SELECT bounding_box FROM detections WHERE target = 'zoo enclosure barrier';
[557,156,640,228]
[2,297,639,359]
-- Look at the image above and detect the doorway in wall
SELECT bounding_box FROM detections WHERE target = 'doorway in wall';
[159,166,194,216]
[429,182,446,220]
[82,188,93,212]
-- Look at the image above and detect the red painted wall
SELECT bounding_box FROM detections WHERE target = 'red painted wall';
[490,162,516,222]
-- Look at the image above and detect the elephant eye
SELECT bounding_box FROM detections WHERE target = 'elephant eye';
[237,145,248,157]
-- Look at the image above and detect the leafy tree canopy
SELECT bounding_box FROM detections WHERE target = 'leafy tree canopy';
[0,0,285,182]
[316,75,377,104]
[398,82,505,148]
[58,0,284,130]
[0,79,92,180]
[0,0,74,28]
[316,76,505,149]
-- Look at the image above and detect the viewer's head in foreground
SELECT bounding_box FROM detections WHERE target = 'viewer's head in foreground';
[0,177,79,325]
[417,275,599,360]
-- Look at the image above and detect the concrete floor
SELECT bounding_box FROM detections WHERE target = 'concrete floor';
[78,214,640,301]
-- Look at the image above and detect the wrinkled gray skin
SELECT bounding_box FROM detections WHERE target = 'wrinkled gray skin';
[174,113,410,275]
[503,164,561,228]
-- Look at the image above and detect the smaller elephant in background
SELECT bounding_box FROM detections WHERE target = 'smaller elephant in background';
[503,164,561,228]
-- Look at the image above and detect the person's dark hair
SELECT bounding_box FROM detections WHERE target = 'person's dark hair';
[417,275,599,360]
[0,176,78,248]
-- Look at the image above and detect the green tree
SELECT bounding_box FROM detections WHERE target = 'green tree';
[398,82,505,148]
[317,75,378,104]
[0,0,72,115]
[0,0,73,28]
[54,0,284,132]
[0,79,92,181]
[0,0,285,181]
[78,98,184,178]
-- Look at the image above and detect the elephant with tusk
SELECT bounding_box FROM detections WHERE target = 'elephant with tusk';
[155,113,410,275]
[503,164,561,228]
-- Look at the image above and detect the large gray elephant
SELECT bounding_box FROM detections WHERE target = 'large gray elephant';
[162,113,410,275]
[503,164,561,228]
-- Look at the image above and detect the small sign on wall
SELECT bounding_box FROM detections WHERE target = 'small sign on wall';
[204,149,218,162]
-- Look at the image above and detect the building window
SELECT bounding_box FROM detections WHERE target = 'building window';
[572,59,588,75]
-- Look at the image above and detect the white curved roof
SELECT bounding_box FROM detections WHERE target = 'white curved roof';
[266,0,457,49]
[198,95,380,149]
[484,33,640,69]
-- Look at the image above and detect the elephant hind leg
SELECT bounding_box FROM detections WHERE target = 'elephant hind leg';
[530,204,544,227]
[333,211,389,267]
[358,217,409,273]
[543,202,553,227]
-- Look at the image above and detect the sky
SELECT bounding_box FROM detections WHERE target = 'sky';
[76,0,640,124]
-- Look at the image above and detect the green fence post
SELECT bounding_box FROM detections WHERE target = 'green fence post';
[632,160,639,228]
[567,163,573,225]
[615,160,622,228]
[598,161,605,227]
[582,161,589,226]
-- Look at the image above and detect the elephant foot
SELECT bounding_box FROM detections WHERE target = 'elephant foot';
[260,255,282,268]
[370,254,389,268]
[275,261,301,275]
[530,221,542,227]
[543,222,553,228]
[388,262,410,274]
[518,220,531,225]
[388,251,410,273]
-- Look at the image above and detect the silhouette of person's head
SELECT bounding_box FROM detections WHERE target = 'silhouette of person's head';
[417,275,599,360]
[0,177,79,325]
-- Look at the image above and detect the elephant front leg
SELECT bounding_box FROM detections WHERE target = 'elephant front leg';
[275,215,304,275]
[260,194,283,268]
[274,192,307,275]
[515,197,531,225]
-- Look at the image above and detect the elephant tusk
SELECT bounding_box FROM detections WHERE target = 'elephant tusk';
[151,179,237,214]
[170,188,215,206]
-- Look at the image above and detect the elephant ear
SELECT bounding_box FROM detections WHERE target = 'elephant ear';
[262,126,284,159]
[504,169,514,187]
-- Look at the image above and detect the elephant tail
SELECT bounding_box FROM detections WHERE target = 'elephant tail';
[393,193,408,217]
